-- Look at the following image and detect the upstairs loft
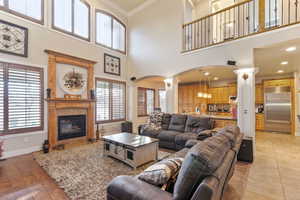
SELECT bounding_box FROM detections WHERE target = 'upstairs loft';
[183,0,300,52]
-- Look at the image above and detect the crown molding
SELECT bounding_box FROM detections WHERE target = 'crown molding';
[128,0,159,17]
[100,0,129,17]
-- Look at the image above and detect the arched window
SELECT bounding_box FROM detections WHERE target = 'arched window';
[0,0,44,24]
[96,10,126,53]
[52,0,90,41]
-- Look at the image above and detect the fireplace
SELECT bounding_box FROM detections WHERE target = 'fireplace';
[58,115,86,141]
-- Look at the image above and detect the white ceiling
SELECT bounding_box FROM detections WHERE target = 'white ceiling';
[108,0,148,12]
[176,66,238,83]
[254,38,300,78]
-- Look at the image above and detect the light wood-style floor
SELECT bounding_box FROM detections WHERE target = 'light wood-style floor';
[0,131,300,200]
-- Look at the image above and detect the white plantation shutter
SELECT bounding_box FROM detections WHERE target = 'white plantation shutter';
[96,80,110,122]
[112,82,125,120]
[137,88,155,116]
[96,79,126,123]
[8,0,43,21]
[96,10,126,53]
[159,90,166,113]
[0,62,43,135]
[8,66,43,131]
[146,89,155,115]
[0,63,4,132]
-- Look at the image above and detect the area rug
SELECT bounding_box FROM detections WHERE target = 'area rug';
[33,142,170,200]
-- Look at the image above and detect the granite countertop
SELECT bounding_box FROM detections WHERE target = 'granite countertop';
[188,113,237,121]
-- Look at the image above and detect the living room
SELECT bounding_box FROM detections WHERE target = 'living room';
[0,0,300,200]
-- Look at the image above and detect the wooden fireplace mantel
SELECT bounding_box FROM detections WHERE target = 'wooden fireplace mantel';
[45,50,97,149]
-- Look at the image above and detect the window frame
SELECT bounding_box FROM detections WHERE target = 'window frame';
[95,9,127,54]
[95,77,126,124]
[158,89,166,112]
[137,87,155,117]
[52,0,91,41]
[0,61,44,136]
[0,0,45,24]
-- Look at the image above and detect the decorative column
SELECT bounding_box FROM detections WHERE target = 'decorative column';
[234,68,257,139]
[165,77,179,114]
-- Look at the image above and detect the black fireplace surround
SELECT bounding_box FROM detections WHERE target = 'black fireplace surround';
[58,115,86,141]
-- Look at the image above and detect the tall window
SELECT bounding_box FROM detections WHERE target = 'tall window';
[158,89,166,113]
[95,78,126,123]
[53,0,90,40]
[0,62,44,135]
[96,10,126,53]
[137,88,155,117]
[0,0,44,24]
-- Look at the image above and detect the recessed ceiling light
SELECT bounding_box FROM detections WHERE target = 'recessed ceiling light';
[286,47,296,52]
[277,70,284,73]
[281,61,288,65]
[204,72,210,76]
[213,77,219,80]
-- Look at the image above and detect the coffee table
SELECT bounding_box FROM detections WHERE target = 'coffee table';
[102,133,159,169]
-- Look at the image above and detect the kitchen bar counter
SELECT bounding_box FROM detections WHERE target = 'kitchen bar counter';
[185,113,237,121]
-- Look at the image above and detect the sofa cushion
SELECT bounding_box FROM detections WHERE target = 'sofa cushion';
[215,126,240,148]
[184,116,211,133]
[138,157,184,186]
[162,114,172,130]
[158,130,182,142]
[173,134,231,200]
[168,114,187,132]
[175,133,198,147]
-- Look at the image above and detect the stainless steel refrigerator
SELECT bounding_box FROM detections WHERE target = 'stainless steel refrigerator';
[264,86,292,133]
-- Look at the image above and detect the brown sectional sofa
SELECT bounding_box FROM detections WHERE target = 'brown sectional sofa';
[107,125,243,200]
[139,114,214,150]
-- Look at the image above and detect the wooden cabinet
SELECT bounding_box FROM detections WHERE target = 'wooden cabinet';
[264,79,292,87]
[208,85,237,104]
[255,84,264,104]
[214,119,237,128]
[256,114,264,131]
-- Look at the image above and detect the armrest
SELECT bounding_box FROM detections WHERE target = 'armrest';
[107,176,172,200]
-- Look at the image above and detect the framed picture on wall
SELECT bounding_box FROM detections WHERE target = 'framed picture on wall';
[104,53,121,76]
[0,20,28,57]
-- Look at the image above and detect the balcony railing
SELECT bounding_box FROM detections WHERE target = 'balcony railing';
[183,0,300,52]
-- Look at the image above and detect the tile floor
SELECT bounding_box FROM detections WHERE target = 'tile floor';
[224,131,300,200]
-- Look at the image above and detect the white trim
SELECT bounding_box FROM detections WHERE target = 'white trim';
[128,0,159,17]
[1,145,42,159]
[295,132,300,136]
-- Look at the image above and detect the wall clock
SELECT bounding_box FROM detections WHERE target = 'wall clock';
[0,20,28,57]
[104,53,121,76]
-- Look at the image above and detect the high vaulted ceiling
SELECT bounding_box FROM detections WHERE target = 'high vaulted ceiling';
[108,0,148,12]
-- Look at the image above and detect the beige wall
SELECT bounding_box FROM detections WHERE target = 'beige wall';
[0,0,129,158]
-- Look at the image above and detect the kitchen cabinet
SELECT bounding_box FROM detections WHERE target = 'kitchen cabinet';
[264,79,292,87]
[255,84,264,104]
[256,114,264,131]
[214,119,237,128]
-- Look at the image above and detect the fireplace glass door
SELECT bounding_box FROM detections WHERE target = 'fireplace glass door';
[58,115,86,140]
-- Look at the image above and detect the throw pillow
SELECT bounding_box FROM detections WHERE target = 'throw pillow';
[138,157,184,187]
[143,112,164,131]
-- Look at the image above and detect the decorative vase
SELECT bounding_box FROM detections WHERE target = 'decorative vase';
[43,140,50,153]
